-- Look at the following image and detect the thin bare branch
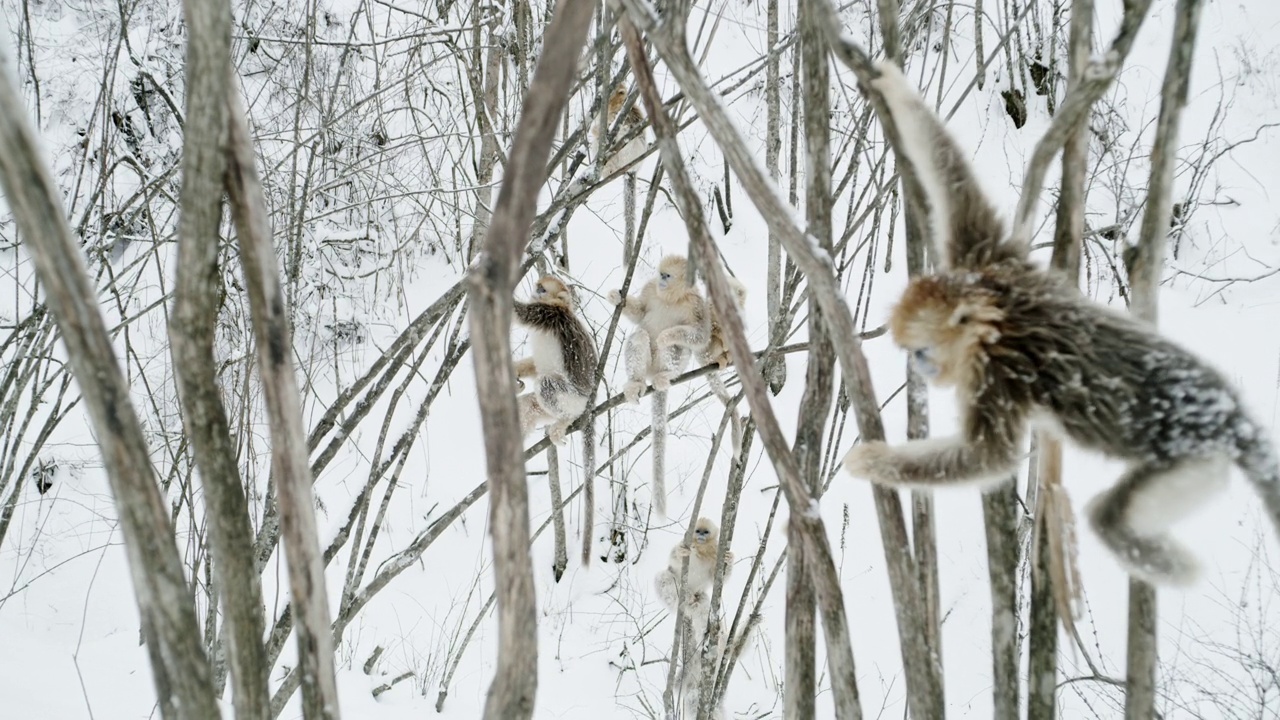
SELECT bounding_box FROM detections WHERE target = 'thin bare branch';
[0,37,221,720]
[465,0,596,714]
[226,70,341,720]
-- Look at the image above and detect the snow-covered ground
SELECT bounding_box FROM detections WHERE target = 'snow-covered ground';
[1,0,1279,718]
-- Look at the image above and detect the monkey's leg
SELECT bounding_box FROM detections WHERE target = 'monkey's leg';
[513,357,536,392]
[517,392,553,437]
[654,567,680,611]
[540,377,587,445]
[622,329,652,403]
[653,343,692,390]
[1086,455,1229,586]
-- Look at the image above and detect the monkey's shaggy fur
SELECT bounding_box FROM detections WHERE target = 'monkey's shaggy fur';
[845,62,1280,586]
[513,276,598,442]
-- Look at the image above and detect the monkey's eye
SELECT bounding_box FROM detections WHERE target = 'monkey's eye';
[911,348,929,362]
[536,284,547,295]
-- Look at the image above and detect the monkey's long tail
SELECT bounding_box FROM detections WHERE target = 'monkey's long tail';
[653,389,668,517]
[1236,427,1280,543]
[581,403,596,566]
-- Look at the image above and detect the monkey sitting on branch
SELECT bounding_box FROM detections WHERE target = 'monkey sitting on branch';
[594,86,648,177]
[513,275,599,444]
[610,255,710,514]
[842,63,1280,587]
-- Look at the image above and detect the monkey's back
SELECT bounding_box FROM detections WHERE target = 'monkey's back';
[515,301,599,395]
[974,262,1254,464]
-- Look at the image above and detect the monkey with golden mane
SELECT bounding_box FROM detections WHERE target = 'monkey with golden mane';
[610,255,709,514]
[843,63,1280,586]
[513,276,598,444]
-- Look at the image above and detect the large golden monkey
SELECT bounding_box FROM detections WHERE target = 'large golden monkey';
[843,63,1280,586]
[610,255,710,515]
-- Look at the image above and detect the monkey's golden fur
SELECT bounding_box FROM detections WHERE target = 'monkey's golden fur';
[844,62,1280,586]
[594,86,647,176]
[654,516,734,720]
[611,255,710,515]
[654,517,732,623]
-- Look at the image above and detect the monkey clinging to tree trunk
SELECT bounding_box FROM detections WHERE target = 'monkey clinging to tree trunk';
[513,275,598,444]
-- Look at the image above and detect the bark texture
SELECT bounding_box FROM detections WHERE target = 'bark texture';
[0,41,221,720]
[465,0,596,715]
[226,71,342,720]
[172,0,270,715]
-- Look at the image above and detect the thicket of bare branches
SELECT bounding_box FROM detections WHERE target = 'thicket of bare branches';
[0,0,1272,717]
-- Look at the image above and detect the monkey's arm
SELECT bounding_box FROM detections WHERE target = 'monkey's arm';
[608,287,648,323]
[870,62,1023,270]
[845,402,1024,487]
[512,301,536,326]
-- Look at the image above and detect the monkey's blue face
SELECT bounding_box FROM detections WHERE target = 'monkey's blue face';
[694,525,712,542]
[658,271,672,290]
[535,283,548,297]
[911,348,941,380]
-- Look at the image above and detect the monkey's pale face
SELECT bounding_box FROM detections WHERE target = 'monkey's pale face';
[657,256,689,293]
[693,520,717,543]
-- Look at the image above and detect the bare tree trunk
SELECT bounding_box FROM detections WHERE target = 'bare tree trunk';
[546,444,569,581]
[621,3,942,713]
[0,41,221,720]
[225,73,341,720]
[1027,440,1060,720]
[465,0,596,714]
[1124,0,1204,716]
[981,483,1020,720]
[784,0,839,712]
[172,1,269,716]
[784,528,816,718]
[763,0,786,395]
[618,12,863,718]
[1028,2,1094,715]
[468,3,504,262]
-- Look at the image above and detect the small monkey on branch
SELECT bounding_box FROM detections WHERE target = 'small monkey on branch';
[654,517,735,720]
[610,255,709,514]
[594,86,648,177]
[843,63,1280,586]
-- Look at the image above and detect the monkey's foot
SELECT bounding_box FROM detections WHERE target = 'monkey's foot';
[547,421,571,445]
[623,381,645,404]
[1108,532,1200,587]
[652,372,674,391]
[607,289,624,306]
[842,441,893,482]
